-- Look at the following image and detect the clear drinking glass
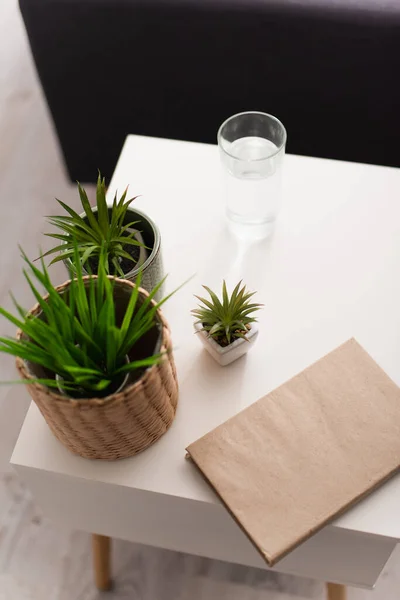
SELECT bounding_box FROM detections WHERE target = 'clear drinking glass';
[218,111,287,239]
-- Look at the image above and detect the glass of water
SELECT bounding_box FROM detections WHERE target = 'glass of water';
[218,111,286,239]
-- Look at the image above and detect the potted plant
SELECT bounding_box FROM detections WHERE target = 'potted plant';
[42,172,163,297]
[191,280,262,366]
[0,245,178,460]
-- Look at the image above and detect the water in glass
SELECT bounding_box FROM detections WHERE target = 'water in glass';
[223,136,284,237]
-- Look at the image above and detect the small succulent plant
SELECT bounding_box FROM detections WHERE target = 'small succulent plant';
[192,280,262,347]
[42,172,146,277]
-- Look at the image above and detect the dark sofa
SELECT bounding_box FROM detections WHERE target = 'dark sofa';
[19,0,400,182]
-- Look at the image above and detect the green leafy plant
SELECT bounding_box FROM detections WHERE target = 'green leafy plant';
[0,245,176,398]
[42,172,145,277]
[192,280,262,347]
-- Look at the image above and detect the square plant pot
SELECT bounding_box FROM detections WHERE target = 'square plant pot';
[193,322,259,366]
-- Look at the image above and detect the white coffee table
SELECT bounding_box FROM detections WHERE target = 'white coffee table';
[10,136,400,599]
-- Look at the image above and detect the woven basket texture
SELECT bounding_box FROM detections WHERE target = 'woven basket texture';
[15,277,178,460]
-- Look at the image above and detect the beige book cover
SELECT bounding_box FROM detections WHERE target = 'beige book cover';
[186,339,400,566]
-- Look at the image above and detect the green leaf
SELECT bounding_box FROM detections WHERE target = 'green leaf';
[39,243,76,259]
[0,307,24,330]
[120,269,141,345]
[77,182,103,238]
[119,221,141,235]
[80,245,98,267]
[48,217,97,241]
[64,365,104,377]
[0,378,76,391]
[88,274,97,326]
[111,256,124,277]
[43,232,71,242]
[0,338,60,372]
[96,172,109,236]
[116,248,136,263]
[152,274,194,313]
[114,353,165,375]
[209,322,223,336]
[112,236,144,248]
[119,318,156,358]
[194,295,215,312]
[55,199,84,222]
[222,280,229,311]
[48,251,75,265]
[202,285,224,313]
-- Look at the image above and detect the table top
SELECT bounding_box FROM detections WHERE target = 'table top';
[11,135,400,543]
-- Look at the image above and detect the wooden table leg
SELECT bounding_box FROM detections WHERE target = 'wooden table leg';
[326,582,347,600]
[92,534,112,590]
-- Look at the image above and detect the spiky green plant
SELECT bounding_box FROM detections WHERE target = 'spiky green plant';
[0,245,178,398]
[192,280,262,347]
[42,172,145,277]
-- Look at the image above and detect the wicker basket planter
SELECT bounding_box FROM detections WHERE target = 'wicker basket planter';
[15,278,178,460]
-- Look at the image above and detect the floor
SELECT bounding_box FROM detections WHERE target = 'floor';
[0,1,400,598]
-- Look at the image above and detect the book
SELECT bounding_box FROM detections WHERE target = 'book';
[186,339,400,566]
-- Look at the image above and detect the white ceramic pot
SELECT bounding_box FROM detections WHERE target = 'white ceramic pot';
[193,321,259,366]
